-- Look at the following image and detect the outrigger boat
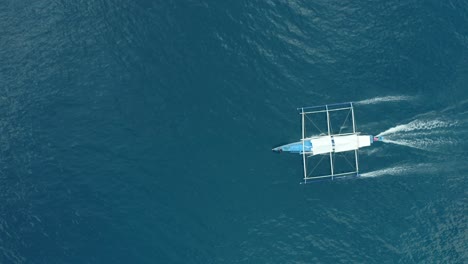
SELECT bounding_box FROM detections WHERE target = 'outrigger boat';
[273,102,383,183]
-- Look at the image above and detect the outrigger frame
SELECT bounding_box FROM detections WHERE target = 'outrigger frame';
[298,102,360,184]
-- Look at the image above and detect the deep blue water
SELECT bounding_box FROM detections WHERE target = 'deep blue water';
[1,1,467,263]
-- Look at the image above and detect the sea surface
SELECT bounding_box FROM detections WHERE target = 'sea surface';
[1,1,467,263]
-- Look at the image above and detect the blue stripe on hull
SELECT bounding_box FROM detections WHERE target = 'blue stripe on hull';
[273,141,312,153]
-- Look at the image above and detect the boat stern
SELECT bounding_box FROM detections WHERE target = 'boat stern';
[372,136,384,142]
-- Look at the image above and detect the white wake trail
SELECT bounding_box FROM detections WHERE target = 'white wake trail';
[360,166,409,178]
[360,163,431,178]
[356,95,415,105]
[363,101,468,179]
[377,119,457,137]
[375,116,463,152]
[382,138,458,151]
